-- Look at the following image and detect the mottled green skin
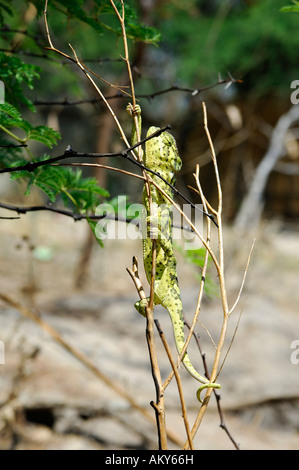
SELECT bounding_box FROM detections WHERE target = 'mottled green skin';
[127,104,220,401]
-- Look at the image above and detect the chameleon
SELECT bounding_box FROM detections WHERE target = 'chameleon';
[127,103,220,402]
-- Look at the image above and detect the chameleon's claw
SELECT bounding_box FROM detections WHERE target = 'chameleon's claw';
[126,103,141,117]
[196,382,221,403]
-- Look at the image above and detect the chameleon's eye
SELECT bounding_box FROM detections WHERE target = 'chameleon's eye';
[163,134,174,146]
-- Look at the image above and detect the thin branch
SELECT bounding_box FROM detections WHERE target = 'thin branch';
[0,201,106,220]
[217,309,243,381]
[185,320,240,450]
[43,0,54,49]
[154,320,194,450]
[55,155,217,223]
[162,164,214,392]
[146,175,220,271]
[127,257,167,450]
[0,128,169,174]
[42,1,135,159]
[228,239,255,315]
[67,42,133,154]
[215,392,240,450]
[0,196,198,234]
[183,102,230,449]
[113,1,167,444]
[126,256,147,305]
[32,76,242,107]
[0,135,216,223]
[0,144,27,148]
[70,54,130,98]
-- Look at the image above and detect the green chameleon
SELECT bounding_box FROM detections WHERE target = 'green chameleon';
[127,103,220,402]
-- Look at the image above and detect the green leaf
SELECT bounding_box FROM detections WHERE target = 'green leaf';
[13,162,110,212]
[0,103,22,121]
[28,178,57,202]
[86,216,104,247]
[281,6,299,12]
[175,245,217,298]
[29,0,160,45]
[0,1,13,26]
[0,53,41,111]
[126,23,161,45]
[0,104,61,147]
[0,102,32,135]
[0,139,23,161]
[0,155,26,174]
[27,126,61,148]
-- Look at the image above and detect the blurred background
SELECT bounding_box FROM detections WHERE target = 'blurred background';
[0,0,299,450]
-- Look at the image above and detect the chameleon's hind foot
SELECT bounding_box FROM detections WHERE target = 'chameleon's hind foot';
[196,382,221,403]
[134,298,149,318]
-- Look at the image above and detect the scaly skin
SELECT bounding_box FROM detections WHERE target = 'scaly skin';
[127,103,220,402]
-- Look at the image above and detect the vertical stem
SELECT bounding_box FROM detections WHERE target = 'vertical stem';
[155,320,194,450]
[184,104,230,448]
[111,2,168,445]
[146,240,167,449]
[110,0,142,159]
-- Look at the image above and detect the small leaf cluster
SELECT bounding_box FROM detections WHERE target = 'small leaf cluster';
[10,161,109,210]
[281,1,299,12]
[175,245,217,298]
[0,53,41,112]
[0,1,12,27]
[29,0,160,45]
[0,101,109,214]
[0,102,60,147]
[0,56,109,218]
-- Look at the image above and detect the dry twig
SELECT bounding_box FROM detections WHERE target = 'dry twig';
[0,292,183,447]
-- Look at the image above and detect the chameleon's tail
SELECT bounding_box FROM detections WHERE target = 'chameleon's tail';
[164,294,221,402]
[180,345,221,403]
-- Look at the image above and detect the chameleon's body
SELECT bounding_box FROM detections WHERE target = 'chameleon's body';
[127,104,220,401]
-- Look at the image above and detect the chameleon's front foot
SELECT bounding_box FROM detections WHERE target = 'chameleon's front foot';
[126,103,141,118]
[196,382,221,403]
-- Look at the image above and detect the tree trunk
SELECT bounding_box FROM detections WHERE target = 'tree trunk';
[234,105,299,231]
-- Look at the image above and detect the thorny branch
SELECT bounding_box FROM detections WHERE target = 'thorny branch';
[0,137,216,223]
[32,76,241,107]
[0,127,169,174]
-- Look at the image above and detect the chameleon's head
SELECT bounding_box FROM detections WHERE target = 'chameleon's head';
[146,126,182,173]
